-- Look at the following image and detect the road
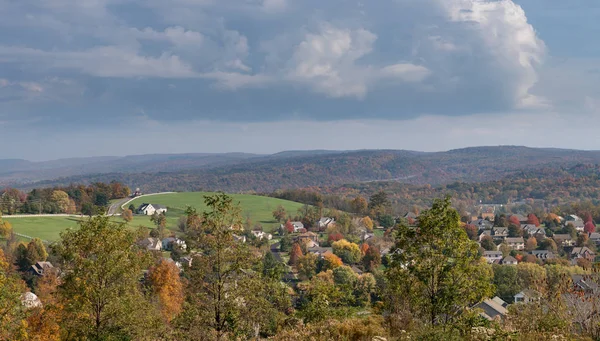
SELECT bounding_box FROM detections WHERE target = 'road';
[270,242,283,262]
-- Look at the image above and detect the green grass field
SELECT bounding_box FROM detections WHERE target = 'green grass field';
[6,192,305,241]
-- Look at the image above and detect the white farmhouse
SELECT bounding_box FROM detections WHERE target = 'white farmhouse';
[137,203,168,216]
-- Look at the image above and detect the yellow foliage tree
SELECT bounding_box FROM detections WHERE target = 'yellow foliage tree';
[361,217,374,232]
[148,259,184,322]
[51,190,71,213]
[322,253,343,271]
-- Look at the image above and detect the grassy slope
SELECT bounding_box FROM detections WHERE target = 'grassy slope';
[7,192,304,241]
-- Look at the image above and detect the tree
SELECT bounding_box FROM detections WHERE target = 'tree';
[527,213,540,227]
[361,216,374,232]
[362,245,381,272]
[128,204,136,212]
[262,251,285,281]
[516,262,546,291]
[321,253,343,271]
[297,253,319,280]
[585,221,596,233]
[509,215,521,226]
[350,196,368,214]
[368,191,390,218]
[122,208,133,223]
[577,233,590,247]
[51,190,71,213]
[480,235,496,251]
[176,193,287,339]
[355,273,377,307]
[284,220,294,234]
[148,258,184,322]
[508,224,523,237]
[360,243,369,256]
[16,238,47,270]
[525,237,538,252]
[492,264,522,302]
[463,224,478,241]
[0,215,12,238]
[289,243,303,266]
[332,239,362,264]
[272,205,287,223]
[0,249,28,340]
[328,232,344,243]
[55,216,161,340]
[151,211,167,228]
[386,196,494,326]
[379,215,396,229]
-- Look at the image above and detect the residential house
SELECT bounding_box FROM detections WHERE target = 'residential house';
[571,247,596,262]
[295,232,319,245]
[553,234,575,247]
[566,220,585,231]
[136,203,168,216]
[317,217,336,230]
[233,234,246,243]
[162,237,187,251]
[351,266,364,275]
[361,232,375,242]
[307,246,334,259]
[478,230,492,242]
[179,256,193,268]
[492,227,509,241]
[566,214,583,222]
[506,237,525,250]
[572,274,600,294]
[482,251,503,264]
[588,233,600,246]
[403,212,418,220]
[529,250,555,261]
[514,289,541,304]
[474,297,508,321]
[29,261,54,277]
[472,219,493,230]
[280,221,305,233]
[139,237,162,251]
[251,230,273,240]
[522,225,546,237]
[502,256,518,265]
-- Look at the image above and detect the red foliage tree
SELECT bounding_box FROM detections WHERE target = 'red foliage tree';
[526,214,540,227]
[585,221,596,234]
[328,233,344,243]
[285,220,294,234]
[360,243,369,256]
[463,224,478,241]
[584,212,594,224]
[508,215,521,226]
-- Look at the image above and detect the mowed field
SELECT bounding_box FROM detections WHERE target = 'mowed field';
[6,192,305,241]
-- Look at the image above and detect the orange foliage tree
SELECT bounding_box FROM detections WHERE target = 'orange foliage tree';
[148,259,184,322]
[289,243,303,266]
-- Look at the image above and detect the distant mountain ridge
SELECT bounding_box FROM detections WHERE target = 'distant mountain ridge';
[12,146,600,193]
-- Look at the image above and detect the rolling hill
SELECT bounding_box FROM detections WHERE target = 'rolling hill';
[17,146,600,193]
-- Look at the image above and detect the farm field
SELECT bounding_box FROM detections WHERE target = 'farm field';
[6,192,305,241]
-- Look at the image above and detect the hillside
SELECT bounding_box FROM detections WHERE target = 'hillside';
[6,192,305,241]
[20,146,600,193]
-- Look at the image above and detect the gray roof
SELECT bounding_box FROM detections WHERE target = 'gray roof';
[483,251,503,257]
[502,256,517,264]
[506,237,524,243]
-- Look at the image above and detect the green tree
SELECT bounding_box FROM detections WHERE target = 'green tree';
[262,251,285,281]
[297,253,319,280]
[55,216,161,340]
[350,196,368,215]
[128,204,136,212]
[508,224,523,237]
[16,238,47,270]
[0,249,28,340]
[492,264,522,302]
[480,235,496,251]
[176,193,287,339]
[368,191,390,218]
[51,190,71,213]
[332,239,362,264]
[272,205,287,223]
[386,196,494,326]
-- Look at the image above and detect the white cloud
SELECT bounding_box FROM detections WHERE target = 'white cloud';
[133,26,204,48]
[262,0,287,13]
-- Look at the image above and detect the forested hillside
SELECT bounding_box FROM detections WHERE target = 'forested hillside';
[19,146,600,193]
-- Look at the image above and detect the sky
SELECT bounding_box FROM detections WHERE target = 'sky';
[1,0,600,160]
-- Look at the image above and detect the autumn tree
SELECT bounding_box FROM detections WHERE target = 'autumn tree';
[121,208,133,223]
[386,196,494,327]
[362,245,381,272]
[272,205,287,223]
[361,216,374,232]
[0,249,28,340]
[151,211,167,228]
[585,221,596,233]
[321,253,343,271]
[360,243,369,256]
[525,237,538,252]
[509,215,521,227]
[55,216,161,340]
[368,191,391,219]
[51,190,71,213]
[284,220,295,234]
[350,196,368,215]
[297,253,319,280]
[527,213,540,227]
[332,239,362,264]
[0,214,12,238]
[508,224,523,237]
[463,224,478,241]
[148,258,184,322]
[16,238,47,270]
[289,243,303,266]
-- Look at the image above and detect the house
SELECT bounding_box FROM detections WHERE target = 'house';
[317,217,336,230]
[522,225,546,237]
[571,247,596,262]
[482,251,503,264]
[29,261,54,277]
[492,227,509,240]
[139,238,162,251]
[502,256,518,265]
[162,237,187,251]
[506,237,525,250]
[511,214,528,224]
[136,203,168,216]
[566,214,583,222]
[361,232,375,242]
[280,221,305,233]
[588,232,600,246]
[474,297,508,321]
[307,246,334,259]
[403,212,418,220]
[553,234,575,247]
[251,230,273,240]
[529,250,555,260]
[514,289,541,304]
[179,256,193,268]
[478,230,492,242]
[566,220,585,231]
[572,274,600,294]
[471,219,493,230]
[351,265,364,275]
[295,231,319,245]
[233,234,246,243]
